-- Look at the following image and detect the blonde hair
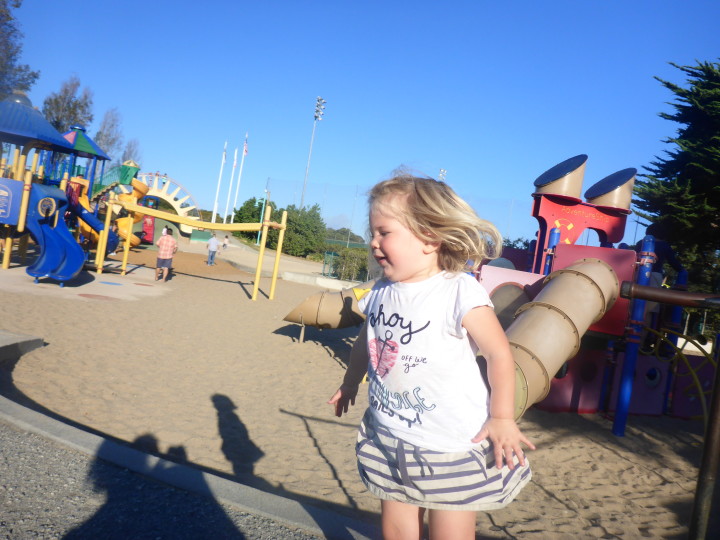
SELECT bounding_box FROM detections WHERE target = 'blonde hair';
[369,174,503,273]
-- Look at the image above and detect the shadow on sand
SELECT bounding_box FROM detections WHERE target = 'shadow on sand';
[273,324,360,368]
[0,352,379,539]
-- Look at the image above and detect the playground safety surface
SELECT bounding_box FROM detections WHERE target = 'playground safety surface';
[1,242,719,538]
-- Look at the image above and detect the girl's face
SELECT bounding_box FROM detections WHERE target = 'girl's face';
[369,199,440,283]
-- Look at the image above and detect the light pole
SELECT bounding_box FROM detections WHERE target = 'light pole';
[300,96,326,209]
[346,185,358,248]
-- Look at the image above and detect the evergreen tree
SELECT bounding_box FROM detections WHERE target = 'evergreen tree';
[633,60,720,295]
[0,1,39,100]
[233,197,260,241]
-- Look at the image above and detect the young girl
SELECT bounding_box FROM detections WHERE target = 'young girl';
[329,174,535,539]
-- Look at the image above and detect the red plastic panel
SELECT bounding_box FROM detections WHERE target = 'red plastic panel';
[552,244,637,336]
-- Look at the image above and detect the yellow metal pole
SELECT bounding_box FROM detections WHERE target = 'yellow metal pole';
[29,151,39,175]
[120,213,133,276]
[10,147,20,179]
[251,206,272,301]
[1,226,12,269]
[14,152,27,180]
[268,210,287,301]
[16,169,32,233]
[96,195,114,274]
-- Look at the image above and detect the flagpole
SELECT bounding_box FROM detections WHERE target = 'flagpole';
[231,133,248,223]
[211,141,227,223]
[223,147,239,223]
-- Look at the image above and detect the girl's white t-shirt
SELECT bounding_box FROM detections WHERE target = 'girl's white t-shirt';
[359,271,493,452]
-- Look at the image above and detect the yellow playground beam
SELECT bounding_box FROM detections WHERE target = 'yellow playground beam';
[116,200,285,232]
[116,198,288,300]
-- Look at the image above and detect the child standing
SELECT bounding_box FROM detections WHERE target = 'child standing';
[329,174,535,539]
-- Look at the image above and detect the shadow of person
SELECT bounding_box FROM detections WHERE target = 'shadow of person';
[212,394,265,478]
[63,434,244,539]
[273,324,360,369]
[211,394,380,538]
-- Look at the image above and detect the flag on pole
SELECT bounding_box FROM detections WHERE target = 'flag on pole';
[222,140,228,163]
[243,132,249,156]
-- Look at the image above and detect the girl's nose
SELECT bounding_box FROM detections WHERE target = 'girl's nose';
[370,236,379,249]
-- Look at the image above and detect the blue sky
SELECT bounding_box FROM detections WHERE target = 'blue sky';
[15,0,720,245]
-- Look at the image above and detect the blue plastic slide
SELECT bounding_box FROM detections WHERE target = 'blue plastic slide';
[24,184,85,284]
[66,197,120,254]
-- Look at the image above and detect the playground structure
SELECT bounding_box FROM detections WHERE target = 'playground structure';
[285,154,719,433]
[0,92,288,300]
[131,172,203,236]
[92,169,204,237]
[285,161,720,535]
[67,173,145,248]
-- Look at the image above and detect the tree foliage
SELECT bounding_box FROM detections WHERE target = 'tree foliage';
[633,61,720,280]
[231,197,272,241]
[94,108,123,163]
[121,138,142,165]
[331,247,370,281]
[633,60,720,333]
[269,203,326,257]
[0,1,38,100]
[503,237,531,250]
[327,226,365,245]
[42,75,94,133]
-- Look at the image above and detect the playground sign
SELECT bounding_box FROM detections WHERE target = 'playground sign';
[0,177,22,225]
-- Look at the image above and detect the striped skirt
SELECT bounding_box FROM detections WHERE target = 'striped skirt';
[356,411,531,511]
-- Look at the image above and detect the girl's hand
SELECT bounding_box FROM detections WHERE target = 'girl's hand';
[328,384,359,417]
[472,417,536,469]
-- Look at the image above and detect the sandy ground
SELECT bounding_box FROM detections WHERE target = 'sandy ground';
[1,241,718,538]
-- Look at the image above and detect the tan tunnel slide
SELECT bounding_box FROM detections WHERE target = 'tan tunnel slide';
[284,258,619,420]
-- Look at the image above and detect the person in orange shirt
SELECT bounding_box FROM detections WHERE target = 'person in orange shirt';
[155,227,177,282]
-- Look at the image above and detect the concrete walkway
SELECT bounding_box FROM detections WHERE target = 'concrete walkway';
[182,236,361,291]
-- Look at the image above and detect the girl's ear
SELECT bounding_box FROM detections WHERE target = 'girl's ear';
[421,234,441,254]
[422,241,440,255]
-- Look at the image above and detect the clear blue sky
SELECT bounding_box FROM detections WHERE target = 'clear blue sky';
[16,0,720,245]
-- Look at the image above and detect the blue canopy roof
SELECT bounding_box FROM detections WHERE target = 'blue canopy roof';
[0,96,75,153]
